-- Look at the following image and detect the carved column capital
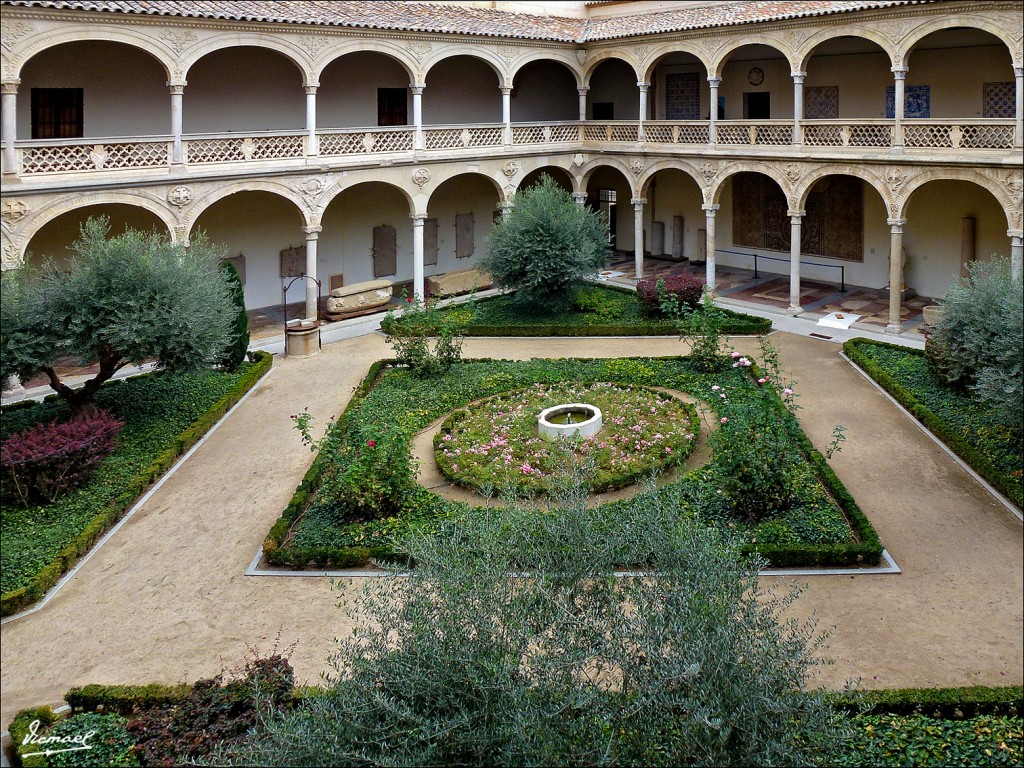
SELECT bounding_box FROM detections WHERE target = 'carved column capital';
[891,66,909,79]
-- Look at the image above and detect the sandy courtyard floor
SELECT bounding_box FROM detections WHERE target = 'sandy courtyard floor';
[1,331,1021,729]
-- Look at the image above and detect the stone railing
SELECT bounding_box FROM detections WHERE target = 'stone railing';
[902,120,1015,150]
[18,136,172,174]
[801,120,894,148]
[642,121,710,145]
[319,126,415,155]
[6,118,1020,176]
[716,121,794,146]
[184,131,306,164]
[511,121,581,144]
[423,123,505,150]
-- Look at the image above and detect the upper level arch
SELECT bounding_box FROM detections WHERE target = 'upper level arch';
[422,46,508,87]
[709,36,793,78]
[508,50,583,89]
[182,36,308,84]
[642,42,711,83]
[795,29,896,73]
[11,26,173,82]
[582,50,643,87]
[901,15,1020,66]
[313,40,416,85]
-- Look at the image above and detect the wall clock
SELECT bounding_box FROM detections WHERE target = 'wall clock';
[747,67,765,86]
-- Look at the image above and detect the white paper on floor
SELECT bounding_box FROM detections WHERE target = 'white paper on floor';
[817,312,861,329]
[597,270,626,280]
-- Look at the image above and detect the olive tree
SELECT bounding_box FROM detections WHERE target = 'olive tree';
[218,474,848,767]
[1,217,235,416]
[482,174,610,309]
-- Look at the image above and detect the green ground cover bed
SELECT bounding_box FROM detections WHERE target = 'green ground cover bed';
[265,355,881,569]
[0,353,272,615]
[844,339,1023,508]
[440,283,772,336]
[9,679,1021,768]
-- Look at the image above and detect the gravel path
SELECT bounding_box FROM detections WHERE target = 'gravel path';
[2,331,1021,728]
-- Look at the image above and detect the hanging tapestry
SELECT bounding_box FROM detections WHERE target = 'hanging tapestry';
[665,72,701,120]
[804,86,839,119]
[886,85,930,118]
[983,82,1015,118]
[732,173,862,262]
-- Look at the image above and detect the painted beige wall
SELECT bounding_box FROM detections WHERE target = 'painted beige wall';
[908,46,1013,118]
[512,60,578,122]
[902,180,1008,298]
[191,192,305,309]
[427,173,501,275]
[25,205,168,271]
[720,54,792,119]
[715,177,893,291]
[17,41,168,138]
[184,47,305,133]
[319,52,411,129]
[424,57,502,124]
[642,169,704,260]
[588,58,639,120]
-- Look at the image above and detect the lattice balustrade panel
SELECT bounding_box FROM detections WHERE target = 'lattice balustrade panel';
[103,141,170,168]
[904,124,953,148]
[20,144,95,174]
[370,130,414,152]
[677,123,709,144]
[319,131,370,155]
[582,123,611,141]
[755,125,793,145]
[546,124,580,142]
[512,125,548,144]
[958,124,1014,149]
[803,124,892,147]
[716,125,752,145]
[643,124,675,143]
[610,124,639,142]
[424,127,503,150]
[184,138,247,164]
[251,135,305,159]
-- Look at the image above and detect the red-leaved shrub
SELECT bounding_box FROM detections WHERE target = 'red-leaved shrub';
[1,408,124,506]
[636,273,706,316]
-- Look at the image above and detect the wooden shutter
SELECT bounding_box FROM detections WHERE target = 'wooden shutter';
[373,225,397,277]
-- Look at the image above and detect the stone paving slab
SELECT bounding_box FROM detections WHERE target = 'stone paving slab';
[1,329,1020,729]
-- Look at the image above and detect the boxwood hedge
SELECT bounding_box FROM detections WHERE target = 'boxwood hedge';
[844,338,1022,509]
[263,355,881,570]
[0,352,272,616]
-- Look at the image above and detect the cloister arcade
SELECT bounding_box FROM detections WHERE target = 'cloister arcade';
[1,1,1021,334]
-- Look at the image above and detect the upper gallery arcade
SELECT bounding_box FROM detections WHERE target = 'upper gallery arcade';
[1,0,1022,334]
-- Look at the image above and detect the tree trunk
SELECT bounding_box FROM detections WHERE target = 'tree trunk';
[44,345,125,418]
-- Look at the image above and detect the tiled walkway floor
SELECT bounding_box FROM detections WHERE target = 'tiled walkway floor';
[605,253,930,330]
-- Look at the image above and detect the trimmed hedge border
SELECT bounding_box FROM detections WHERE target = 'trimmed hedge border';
[452,284,773,337]
[0,352,273,617]
[843,338,1023,509]
[829,685,1022,719]
[264,356,882,570]
[8,683,1019,768]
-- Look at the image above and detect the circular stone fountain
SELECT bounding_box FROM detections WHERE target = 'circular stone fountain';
[537,403,603,441]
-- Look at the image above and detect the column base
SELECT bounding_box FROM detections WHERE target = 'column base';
[787,304,803,316]
[885,321,904,335]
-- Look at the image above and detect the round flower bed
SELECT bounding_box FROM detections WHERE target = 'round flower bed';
[434,382,699,496]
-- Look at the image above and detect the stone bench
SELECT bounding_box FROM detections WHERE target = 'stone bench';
[426,268,493,298]
[324,278,393,318]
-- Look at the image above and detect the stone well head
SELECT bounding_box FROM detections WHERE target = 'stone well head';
[537,403,603,441]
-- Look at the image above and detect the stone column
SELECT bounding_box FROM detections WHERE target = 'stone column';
[892,66,908,151]
[791,70,806,147]
[304,85,318,157]
[501,86,512,145]
[886,218,906,334]
[2,80,18,174]
[1014,66,1023,149]
[169,83,185,164]
[303,225,321,321]
[411,84,425,150]
[638,81,649,142]
[632,198,646,279]
[788,210,805,314]
[1009,230,1023,280]
[577,86,589,121]
[703,203,719,291]
[571,192,587,207]
[707,76,721,146]
[4,375,26,399]
[498,200,514,219]
[412,214,426,300]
